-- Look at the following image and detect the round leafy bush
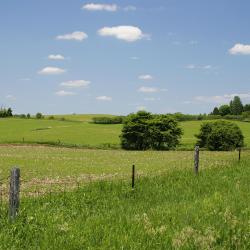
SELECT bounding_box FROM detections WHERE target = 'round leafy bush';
[120,111,183,150]
[36,112,43,119]
[196,121,244,151]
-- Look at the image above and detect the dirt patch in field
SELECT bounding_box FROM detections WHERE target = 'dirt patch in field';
[0,173,128,199]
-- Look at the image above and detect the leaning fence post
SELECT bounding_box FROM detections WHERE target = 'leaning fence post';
[132,165,135,189]
[9,167,20,220]
[194,146,199,175]
[238,147,241,161]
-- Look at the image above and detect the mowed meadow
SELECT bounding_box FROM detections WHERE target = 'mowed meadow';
[0,115,250,249]
[0,115,250,149]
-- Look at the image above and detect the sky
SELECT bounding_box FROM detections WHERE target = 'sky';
[1,0,250,115]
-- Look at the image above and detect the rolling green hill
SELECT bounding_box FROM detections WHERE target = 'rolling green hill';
[1,116,250,149]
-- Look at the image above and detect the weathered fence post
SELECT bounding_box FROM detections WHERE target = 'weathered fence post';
[132,165,135,189]
[9,167,20,220]
[194,146,199,175]
[238,147,241,161]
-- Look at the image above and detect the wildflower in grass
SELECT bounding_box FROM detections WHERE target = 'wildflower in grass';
[142,213,167,236]
[172,226,217,249]
[59,222,70,232]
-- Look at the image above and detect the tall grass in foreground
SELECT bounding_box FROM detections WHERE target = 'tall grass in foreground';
[0,161,249,249]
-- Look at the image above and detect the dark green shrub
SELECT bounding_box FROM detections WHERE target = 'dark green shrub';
[211,107,220,115]
[26,113,31,119]
[242,111,250,119]
[244,104,250,112]
[36,113,43,119]
[48,116,55,120]
[219,105,231,116]
[196,121,244,151]
[223,115,244,121]
[0,107,12,118]
[120,111,182,150]
[92,116,124,124]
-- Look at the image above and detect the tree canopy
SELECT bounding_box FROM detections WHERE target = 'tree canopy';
[196,121,244,151]
[120,111,183,150]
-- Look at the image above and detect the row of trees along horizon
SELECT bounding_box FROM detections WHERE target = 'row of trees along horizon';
[1,96,250,121]
[211,96,250,116]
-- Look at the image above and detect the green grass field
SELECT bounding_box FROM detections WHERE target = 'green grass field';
[0,147,249,249]
[1,116,250,149]
[0,116,249,249]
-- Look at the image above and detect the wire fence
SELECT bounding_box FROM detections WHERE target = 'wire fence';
[0,147,244,220]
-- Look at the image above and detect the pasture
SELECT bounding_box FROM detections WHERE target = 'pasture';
[0,116,249,249]
[1,116,250,149]
[0,146,249,249]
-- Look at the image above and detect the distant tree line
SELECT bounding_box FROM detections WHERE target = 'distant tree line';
[0,107,13,117]
[92,116,125,124]
[211,96,250,116]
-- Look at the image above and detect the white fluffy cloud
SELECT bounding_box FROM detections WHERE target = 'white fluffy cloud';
[229,43,250,55]
[138,74,153,80]
[48,54,65,60]
[98,26,148,42]
[82,3,118,12]
[96,96,112,101]
[144,97,160,101]
[138,86,158,93]
[56,31,88,41]
[38,67,66,75]
[6,95,16,101]
[61,80,90,88]
[194,93,250,104]
[82,3,136,12]
[124,5,136,11]
[55,90,76,96]
[185,64,212,70]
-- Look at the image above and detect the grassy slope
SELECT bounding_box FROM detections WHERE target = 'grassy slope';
[0,157,249,249]
[0,146,244,180]
[49,114,115,122]
[0,118,121,147]
[0,117,250,149]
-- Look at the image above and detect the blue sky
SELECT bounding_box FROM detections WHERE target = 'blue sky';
[1,0,250,115]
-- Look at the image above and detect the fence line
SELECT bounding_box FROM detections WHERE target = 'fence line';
[0,147,244,220]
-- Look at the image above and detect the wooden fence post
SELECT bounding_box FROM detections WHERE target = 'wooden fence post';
[194,146,199,175]
[9,167,20,220]
[132,165,135,189]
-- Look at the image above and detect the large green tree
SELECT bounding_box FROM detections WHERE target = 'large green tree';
[196,121,244,151]
[212,107,220,115]
[244,104,250,112]
[219,105,231,116]
[230,96,243,115]
[120,111,183,150]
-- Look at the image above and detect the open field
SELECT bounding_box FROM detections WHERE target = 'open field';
[0,146,249,249]
[0,146,246,181]
[48,114,116,122]
[0,145,249,196]
[0,116,249,248]
[1,117,250,149]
